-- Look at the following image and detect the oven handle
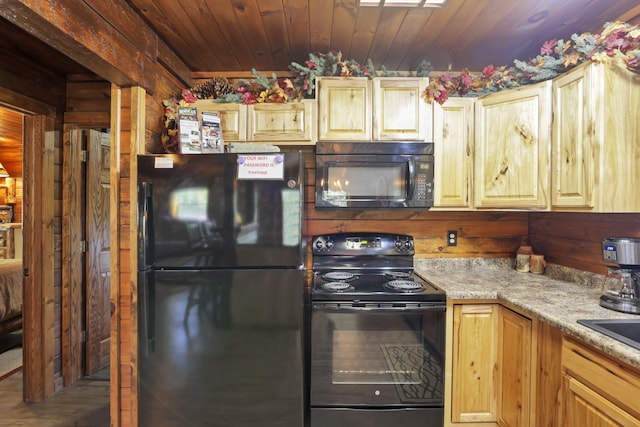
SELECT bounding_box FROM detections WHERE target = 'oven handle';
[312,302,445,312]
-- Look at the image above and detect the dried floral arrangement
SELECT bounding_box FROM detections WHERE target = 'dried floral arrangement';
[423,21,640,104]
[288,51,433,97]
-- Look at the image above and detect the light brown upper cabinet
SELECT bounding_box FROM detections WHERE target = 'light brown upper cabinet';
[432,97,474,209]
[552,58,640,212]
[317,77,431,141]
[195,99,316,144]
[474,81,552,210]
[247,99,316,144]
[194,101,247,142]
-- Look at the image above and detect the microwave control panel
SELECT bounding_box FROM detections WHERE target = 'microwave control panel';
[415,157,433,202]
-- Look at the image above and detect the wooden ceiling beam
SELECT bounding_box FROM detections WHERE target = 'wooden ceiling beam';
[0,0,190,92]
[157,39,193,88]
[0,0,153,91]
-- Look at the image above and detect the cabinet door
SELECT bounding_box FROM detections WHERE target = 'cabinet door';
[551,63,594,209]
[474,81,551,209]
[194,101,247,141]
[562,375,639,427]
[433,98,474,209]
[317,77,371,140]
[498,307,532,427]
[248,100,316,143]
[451,304,499,423]
[372,77,431,141]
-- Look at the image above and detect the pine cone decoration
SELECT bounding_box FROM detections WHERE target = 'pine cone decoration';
[190,79,217,99]
[212,76,235,98]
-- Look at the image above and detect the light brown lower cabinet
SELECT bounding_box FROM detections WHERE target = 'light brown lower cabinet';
[498,307,532,427]
[445,302,563,427]
[447,300,640,426]
[448,304,500,424]
[561,337,640,426]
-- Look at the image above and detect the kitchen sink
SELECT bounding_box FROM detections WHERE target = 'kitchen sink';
[578,319,640,351]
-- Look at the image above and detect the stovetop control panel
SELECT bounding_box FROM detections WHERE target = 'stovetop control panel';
[312,232,414,256]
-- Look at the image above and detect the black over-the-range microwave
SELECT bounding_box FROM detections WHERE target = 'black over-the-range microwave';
[315,141,434,209]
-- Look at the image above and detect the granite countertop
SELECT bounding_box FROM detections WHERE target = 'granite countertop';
[415,258,640,370]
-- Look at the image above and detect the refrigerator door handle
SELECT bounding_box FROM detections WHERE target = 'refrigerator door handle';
[139,181,155,268]
[139,271,156,355]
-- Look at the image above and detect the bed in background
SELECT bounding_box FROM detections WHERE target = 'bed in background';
[0,259,22,336]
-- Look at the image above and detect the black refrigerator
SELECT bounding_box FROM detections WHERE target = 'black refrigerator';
[137,152,306,427]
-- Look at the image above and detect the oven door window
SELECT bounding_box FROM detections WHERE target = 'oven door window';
[311,307,444,407]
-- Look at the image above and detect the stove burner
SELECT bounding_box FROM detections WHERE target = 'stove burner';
[384,280,425,292]
[323,271,357,282]
[322,282,355,292]
[384,271,412,279]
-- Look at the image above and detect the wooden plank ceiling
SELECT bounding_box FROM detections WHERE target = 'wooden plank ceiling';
[0,107,23,178]
[128,0,640,74]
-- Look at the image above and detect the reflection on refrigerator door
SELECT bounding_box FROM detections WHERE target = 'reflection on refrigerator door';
[138,269,305,427]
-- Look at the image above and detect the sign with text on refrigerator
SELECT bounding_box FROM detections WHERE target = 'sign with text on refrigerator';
[237,154,285,180]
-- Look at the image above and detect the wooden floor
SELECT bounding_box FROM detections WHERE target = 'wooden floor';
[0,370,109,426]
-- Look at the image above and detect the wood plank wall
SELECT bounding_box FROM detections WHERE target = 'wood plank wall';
[50,125,64,391]
[144,66,186,154]
[529,212,640,275]
[65,75,111,128]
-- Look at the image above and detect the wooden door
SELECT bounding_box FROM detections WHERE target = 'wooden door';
[498,307,532,427]
[84,129,111,375]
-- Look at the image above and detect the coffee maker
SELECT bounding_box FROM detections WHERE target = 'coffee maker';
[601,238,640,314]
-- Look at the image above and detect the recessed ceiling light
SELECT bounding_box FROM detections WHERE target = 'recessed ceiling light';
[358,0,448,7]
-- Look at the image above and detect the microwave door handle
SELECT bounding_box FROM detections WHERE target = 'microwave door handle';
[406,160,415,200]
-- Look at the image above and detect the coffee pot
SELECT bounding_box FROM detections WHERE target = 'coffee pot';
[600,238,640,314]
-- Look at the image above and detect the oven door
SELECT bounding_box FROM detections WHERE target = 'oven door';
[310,302,445,407]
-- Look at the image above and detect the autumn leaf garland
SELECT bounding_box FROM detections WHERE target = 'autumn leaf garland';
[423,21,640,104]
